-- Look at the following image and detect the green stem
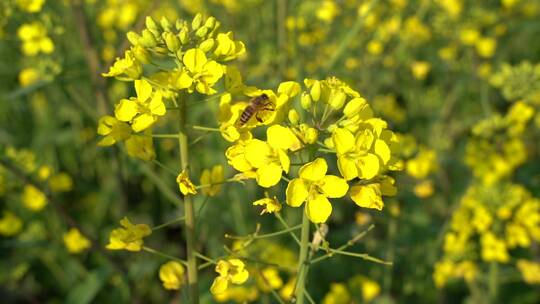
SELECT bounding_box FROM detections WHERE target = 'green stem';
[152,216,185,231]
[152,134,180,139]
[225,224,302,240]
[294,208,311,304]
[190,125,221,132]
[488,262,499,302]
[142,246,188,266]
[178,95,199,303]
[275,213,301,245]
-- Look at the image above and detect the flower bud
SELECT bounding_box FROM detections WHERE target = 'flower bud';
[310,80,321,101]
[329,91,346,109]
[204,17,216,30]
[179,28,189,44]
[126,31,141,46]
[163,32,180,52]
[141,29,157,47]
[195,26,209,38]
[288,109,300,125]
[301,92,312,109]
[145,16,158,31]
[199,38,215,52]
[343,97,367,118]
[160,17,173,32]
[192,13,203,30]
[132,46,150,64]
[303,126,318,144]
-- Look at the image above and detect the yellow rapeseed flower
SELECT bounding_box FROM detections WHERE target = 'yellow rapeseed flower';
[517,259,540,284]
[21,184,47,211]
[106,217,151,251]
[177,169,197,195]
[253,197,282,215]
[114,79,166,132]
[210,259,249,295]
[63,228,91,254]
[97,115,132,146]
[0,212,23,237]
[159,261,185,290]
[17,22,54,56]
[175,48,224,95]
[17,0,45,13]
[200,165,224,196]
[286,158,349,223]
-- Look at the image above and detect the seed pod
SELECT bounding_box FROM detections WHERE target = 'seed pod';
[192,13,203,30]
[199,38,215,52]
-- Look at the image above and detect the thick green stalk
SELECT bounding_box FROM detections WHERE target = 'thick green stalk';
[178,96,199,303]
[295,208,311,304]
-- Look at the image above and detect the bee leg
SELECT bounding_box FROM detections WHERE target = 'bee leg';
[256,115,263,123]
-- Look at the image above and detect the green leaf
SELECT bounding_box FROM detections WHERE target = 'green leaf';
[66,268,110,304]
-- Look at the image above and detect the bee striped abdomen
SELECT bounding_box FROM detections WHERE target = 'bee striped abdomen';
[238,105,256,125]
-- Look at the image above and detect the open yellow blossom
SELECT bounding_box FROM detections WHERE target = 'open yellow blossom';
[411,61,431,80]
[175,48,224,95]
[21,184,47,211]
[481,232,510,263]
[286,158,349,223]
[106,217,151,251]
[177,169,197,195]
[210,259,249,295]
[0,212,23,237]
[19,68,41,87]
[332,126,395,181]
[256,267,283,292]
[17,22,54,56]
[17,0,45,13]
[63,228,91,254]
[97,115,131,146]
[125,134,155,161]
[200,165,224,196]
[103,49,142,80]
[114,79,165,132]
[253,197,282,215]
[476,37,497,58]
[517,260,540,284]
[226,125,301,187]
[159,261,185,290]
[322,283,351,304]
[214,32,246,61]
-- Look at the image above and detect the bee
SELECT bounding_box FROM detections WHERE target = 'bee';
[235,93,274,126]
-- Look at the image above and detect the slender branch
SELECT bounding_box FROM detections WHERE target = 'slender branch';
[152,134,180,139]
[275,213,301,245]
[152,216,185,230]
[142,246,188,266]
[225,224,302,240]
[310,224,375,264]
[190,125,221,132]
[294,208,310,304]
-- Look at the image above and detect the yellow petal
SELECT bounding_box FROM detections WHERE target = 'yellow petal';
[332,128,355,155]
[374,139,391,164]
[231,268,249,284]
[278,149,290,174]
[357,153,380,179]
[132,113,155,132]
[245,139,272,168]
[114,99,138,122]
[149,91,166,116]
[299,158,327,181]
[319,175,349,198]
[256,164,282,188]
[306,194,332,223]
[210,276,229,294]
[337,156,358,181]
[350,184,384,210]
[134,79,153,102]
[176,71,193,89]
[267,125,301,151]
[183,48,207,72]
[277,81,301,98]
[286,178,309,207]
[355,129,375,152]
